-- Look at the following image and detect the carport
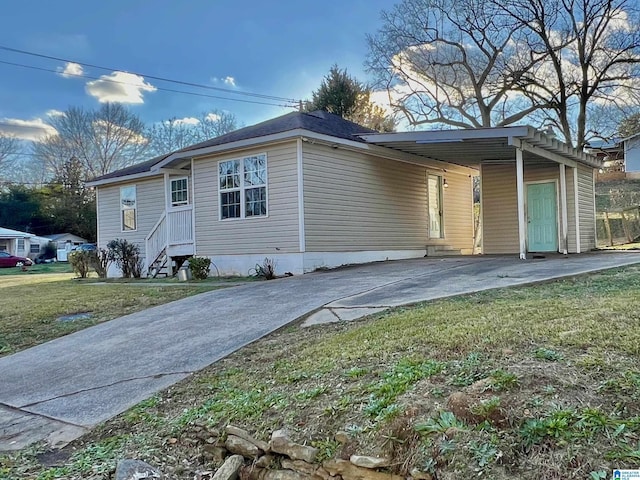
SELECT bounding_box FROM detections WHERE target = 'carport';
[359,127,602,259]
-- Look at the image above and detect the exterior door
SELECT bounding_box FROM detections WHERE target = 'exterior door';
[527,182,558,252]
[428,175,443,238]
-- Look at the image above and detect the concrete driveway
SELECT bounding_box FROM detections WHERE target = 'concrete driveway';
[1,252,639,451]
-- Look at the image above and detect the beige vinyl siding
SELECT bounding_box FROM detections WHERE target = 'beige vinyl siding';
[482,164,519,254]
[96,176,165,255]
[193,142,299,255]
[303,143,472,252]
[482,163,582,254]
[578,164,596,251]
[482,163,595,254]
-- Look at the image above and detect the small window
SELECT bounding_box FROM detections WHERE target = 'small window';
[30,243,40,254]
[219,154,267,219]
[17,238,25,253]
[170,177,189,206]
[120,185,137,231]
[0,244,7,252]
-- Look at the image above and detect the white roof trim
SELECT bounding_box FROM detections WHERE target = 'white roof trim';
[359,125,601,168]
[0,227,35,238]
[86,169,162,187]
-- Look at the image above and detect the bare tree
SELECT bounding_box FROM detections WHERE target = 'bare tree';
[366,0,545,129]
[503,0,640,148]
[0,134,21,180]
[33,103,148,179]
[367,0,640,147]
[146,110,238,157]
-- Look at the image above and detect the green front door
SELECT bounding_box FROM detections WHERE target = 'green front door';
[527,182,558,252]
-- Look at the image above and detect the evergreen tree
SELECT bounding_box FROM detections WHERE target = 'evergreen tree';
[305,65,396,132]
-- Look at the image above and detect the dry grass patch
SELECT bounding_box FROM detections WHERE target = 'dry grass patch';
[3,265,640,479]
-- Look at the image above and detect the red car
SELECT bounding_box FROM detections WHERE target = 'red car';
[0,251,34,267]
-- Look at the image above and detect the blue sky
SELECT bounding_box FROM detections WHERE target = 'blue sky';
[0,0,393,141]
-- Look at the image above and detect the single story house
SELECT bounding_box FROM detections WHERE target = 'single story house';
[0,227,34,258]
[43,233,89,261]
[44,233,88,247]
[88,111,601,277]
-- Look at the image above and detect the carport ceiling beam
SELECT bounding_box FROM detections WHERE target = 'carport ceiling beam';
[508,137,577,168]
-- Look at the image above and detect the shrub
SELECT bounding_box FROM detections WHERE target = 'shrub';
[189,256,211,280]
[42,241,57,259]
[69,251,92,278]
[91,248,110,278]
[106,239,143,278]
[250,257,277,280]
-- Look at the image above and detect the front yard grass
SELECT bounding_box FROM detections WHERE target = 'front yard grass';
[0,272,219,356]
[3,264,640,479]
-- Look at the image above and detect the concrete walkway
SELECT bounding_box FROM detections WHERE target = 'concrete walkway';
[1,252,639,451]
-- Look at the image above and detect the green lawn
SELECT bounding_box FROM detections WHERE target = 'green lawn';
[0,271,221,356]
[0,262,73,276]
[3,265,640,480]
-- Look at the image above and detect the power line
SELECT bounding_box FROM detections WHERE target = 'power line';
[0,59,298,108]
[0,44,300,104]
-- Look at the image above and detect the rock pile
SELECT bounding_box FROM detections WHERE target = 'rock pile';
[117,425,433,480]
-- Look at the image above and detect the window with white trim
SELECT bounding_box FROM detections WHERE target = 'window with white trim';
[17,238,25,253]
[170,177,189,206]
[219,154,267,219]
[120,185,137,231]
[30,243,40,254]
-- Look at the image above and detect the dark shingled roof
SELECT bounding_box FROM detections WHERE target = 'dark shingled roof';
[91,153,172,182]
[91,111,376,182]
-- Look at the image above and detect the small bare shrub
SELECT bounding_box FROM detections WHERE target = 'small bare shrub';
[107,239,143,278]
[250,257,277,280]
[69,251,92,278]
[91,248,110,278]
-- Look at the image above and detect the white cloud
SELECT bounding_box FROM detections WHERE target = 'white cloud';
[205,112,221,122]
[211,76,237,88]
[57,62,84,78]
[46,109,65,117]
[86,71,157,104]
[173,116,200,126]
[93,119,148,145]
[0,118,57,142]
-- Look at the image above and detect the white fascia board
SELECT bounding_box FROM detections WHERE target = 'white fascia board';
[151,130,308,170]
[86,170,162,187]
[359,126,532,144]
[509,137,580,168]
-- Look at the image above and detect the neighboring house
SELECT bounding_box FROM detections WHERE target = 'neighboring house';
[43,233,89,262]
[621,132,640,173]
[88,111,601,277]
[587,133,640,175]
[44,233,88,247]
[0,227,34,258]
[25,235,55,259]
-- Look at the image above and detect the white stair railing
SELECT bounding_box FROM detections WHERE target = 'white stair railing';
[145,212,167,272]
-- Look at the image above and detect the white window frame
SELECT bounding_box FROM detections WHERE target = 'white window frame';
[170,177,189,207]
[120,185,138,232]
[17,238,25,254]
[218,153,268,220]
[29,243,40,254]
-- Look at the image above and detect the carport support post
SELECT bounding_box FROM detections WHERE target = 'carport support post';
[559,164,568,254]
[516,147,527,260]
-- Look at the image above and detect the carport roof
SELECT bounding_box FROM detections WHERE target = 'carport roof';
[358,126,601,169]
